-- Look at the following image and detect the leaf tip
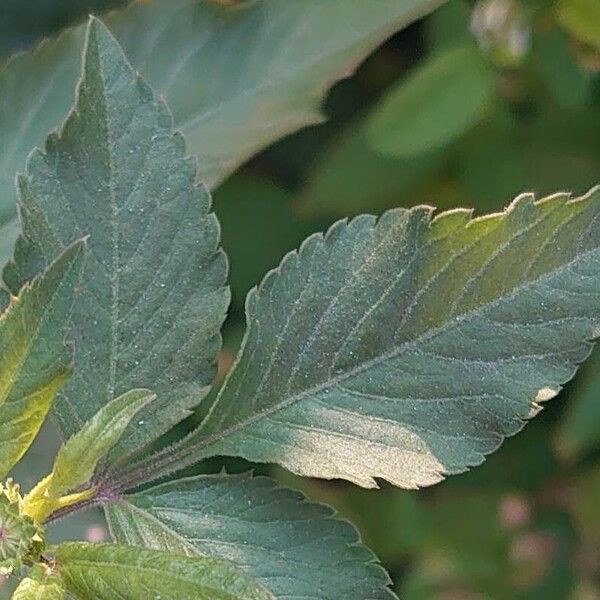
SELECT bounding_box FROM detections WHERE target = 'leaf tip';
[83,14,130,79]
[85,15,113,44]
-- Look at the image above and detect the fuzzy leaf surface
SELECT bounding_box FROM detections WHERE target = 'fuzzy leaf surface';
[0,241,84,479]
[135,187,600,489]
[0,0,444,235]
[54,542,273,600]
[3,19,229,463]
[105,473,395,600]
[49,389,156,496]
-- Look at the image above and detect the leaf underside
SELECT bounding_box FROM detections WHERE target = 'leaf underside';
[105,472,395,600]
[130,186,600,490]
[0,241,84,480]
[0,0,444,239]
[3,19,229,464]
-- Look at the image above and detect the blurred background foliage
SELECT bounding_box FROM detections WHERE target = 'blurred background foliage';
[0,0,599,597]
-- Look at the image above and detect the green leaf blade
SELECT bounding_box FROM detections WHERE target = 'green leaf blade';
[105,473,395,600]
[137,186,600,489]
[4,18,229,464]
[367,46,495,158]
[0,0,445,227]
[54,542,274,600]
[0,241,85,479]
[49,389,156,497]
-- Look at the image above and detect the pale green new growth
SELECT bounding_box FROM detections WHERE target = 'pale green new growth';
[0,241,84,479]
[12,575,65,600]
[23,388,155,523]
[55,543,274,600]
[132,187,600,489]
[49,389,156,498]
[106,472,395,600]
[3,18,229,465]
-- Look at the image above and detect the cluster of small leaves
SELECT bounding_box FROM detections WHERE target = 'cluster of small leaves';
[0,2,598,599]
[0,481,44,576]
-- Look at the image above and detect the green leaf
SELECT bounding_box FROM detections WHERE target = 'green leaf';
[3,18,229,464]
[105,473,395,600]
[11,566,65,600]
[0,221,20,268]
[367,46,495,158]
[127,186,600,489]
[298,118,442,218]
[49,389,155,497]
[532,27,590,111]
[0,0,444,227]
[0,241,84,480]
[556,0,600,52]
[12,578,64,600]
[54,542,274,600]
